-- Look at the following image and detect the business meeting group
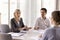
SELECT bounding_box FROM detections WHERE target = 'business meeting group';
[0,0,60,40]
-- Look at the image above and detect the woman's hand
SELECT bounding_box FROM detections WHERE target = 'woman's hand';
[34,27,39,30]
[39,34,42,38]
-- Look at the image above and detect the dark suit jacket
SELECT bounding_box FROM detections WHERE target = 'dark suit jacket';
[11,18,24,32]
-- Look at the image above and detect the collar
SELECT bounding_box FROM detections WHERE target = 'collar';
[41,17,46,20]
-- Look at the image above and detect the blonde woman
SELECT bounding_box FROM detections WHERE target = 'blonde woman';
[11,9,29,32]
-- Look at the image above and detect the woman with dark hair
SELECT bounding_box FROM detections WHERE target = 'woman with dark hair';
[42,11,60,40]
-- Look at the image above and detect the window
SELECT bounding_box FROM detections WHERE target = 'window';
[41,0,56,18]
[19,0,41,27]
[20,0,31,26]
[0,0,8,24]
[10,0,17,19]
[0,0,57,27]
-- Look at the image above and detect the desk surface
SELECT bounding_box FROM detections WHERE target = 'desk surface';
[8,29,45,40]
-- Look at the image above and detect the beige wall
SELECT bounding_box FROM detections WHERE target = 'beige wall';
[0,13,1,24]
[56,0,60,10]
[59,0,60,10]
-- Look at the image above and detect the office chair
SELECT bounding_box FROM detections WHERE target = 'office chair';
[0,24,10,33]
[0,33,12,40]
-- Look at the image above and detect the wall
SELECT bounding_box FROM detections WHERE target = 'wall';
[0,13,1,24]
[56,0,60,10]
[59,0,60,10]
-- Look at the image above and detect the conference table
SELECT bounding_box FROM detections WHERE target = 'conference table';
[8,29,45,40]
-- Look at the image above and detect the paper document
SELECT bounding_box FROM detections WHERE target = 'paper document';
[8,32,24,37]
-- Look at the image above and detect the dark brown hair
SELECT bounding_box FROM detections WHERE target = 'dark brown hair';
[52,11,60,25]
[41,8,47,13]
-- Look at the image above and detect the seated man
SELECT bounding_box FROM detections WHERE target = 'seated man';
[11,9,30,32]
[34,8,50,30]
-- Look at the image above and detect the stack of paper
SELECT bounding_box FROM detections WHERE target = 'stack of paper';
[8,32,24,37]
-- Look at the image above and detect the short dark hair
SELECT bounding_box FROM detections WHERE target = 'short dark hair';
[41,8,47,13]
[52,11,60,25]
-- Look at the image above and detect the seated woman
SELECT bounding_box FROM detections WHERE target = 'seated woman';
[42,11,60,40]
[11,9,30,32]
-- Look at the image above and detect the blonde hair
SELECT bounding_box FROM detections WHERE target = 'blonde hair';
[14,9,21,14]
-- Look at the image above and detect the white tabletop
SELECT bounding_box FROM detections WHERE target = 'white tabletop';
[8,29,45,40]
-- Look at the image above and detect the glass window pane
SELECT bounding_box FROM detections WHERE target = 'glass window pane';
[20,0,28,25]
[0,0,8,24]
[10,0,17,19]
[42,0,56,18]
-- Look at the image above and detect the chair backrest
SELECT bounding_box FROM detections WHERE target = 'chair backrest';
[0,33,12,40]
[0,24,10,33]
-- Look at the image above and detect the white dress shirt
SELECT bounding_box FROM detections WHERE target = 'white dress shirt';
[35,17,50,29]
